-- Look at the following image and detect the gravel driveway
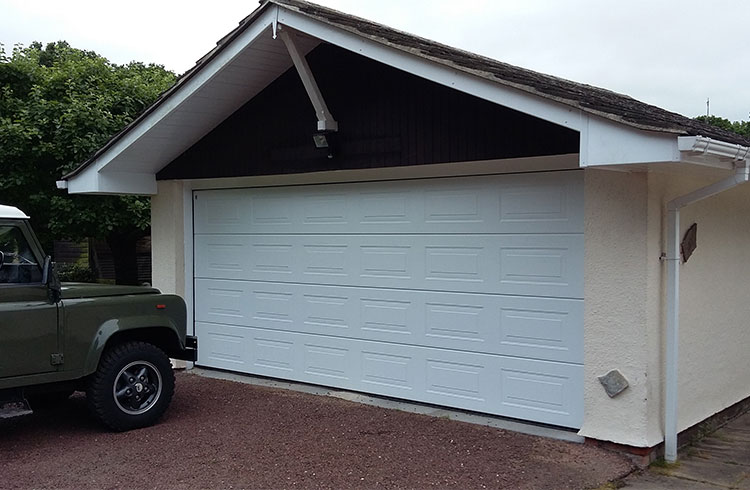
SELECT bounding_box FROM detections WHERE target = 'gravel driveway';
[0,371,633,489]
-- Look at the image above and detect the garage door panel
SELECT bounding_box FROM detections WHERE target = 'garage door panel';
[196,279,582,363]
[425,357,488,404]
[303,341,353,382]
[252,336,295,374]
[194,170,584,428]
[361,350,414,391]
[195,322,582,428]
[193,172,583,236]
[195,323,250,370]
[195,234,583,298]
[498,358,583,425]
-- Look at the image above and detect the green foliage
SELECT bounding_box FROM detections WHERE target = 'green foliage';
[56,262,97,283]
[0,41,175,250]
[695,115,750,139]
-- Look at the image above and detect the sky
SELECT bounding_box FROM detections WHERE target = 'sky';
[1,0,749,122]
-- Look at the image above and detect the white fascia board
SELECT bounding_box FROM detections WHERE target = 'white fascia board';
[579,114,680,167]
[276,9,583,133]
[66,171,158,195]
[64,7,279,195]
[581,117,744,170]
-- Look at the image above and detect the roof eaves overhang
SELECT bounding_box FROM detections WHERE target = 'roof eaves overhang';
[578,115,748,171]
[61,2,288,195]
[63,2,274,181]
[581,134,750,173]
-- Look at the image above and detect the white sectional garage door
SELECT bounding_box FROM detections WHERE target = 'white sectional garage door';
[193,171,584,428]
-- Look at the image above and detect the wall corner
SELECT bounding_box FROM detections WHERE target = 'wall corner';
[150,180,186,297]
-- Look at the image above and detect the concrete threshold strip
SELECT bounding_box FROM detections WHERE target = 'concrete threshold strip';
[191,367,584,444]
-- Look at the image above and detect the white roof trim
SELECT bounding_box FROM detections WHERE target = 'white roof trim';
[65,171,158,195]
[64,7,280,195]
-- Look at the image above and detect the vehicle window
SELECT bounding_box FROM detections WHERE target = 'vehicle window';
[0,225,42,284]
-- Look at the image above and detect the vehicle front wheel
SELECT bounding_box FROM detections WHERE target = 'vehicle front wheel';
[86,341,175,431]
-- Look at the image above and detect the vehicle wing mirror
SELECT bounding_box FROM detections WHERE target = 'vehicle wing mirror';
[43,256,62,303]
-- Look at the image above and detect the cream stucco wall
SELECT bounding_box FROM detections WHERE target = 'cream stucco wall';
[151,180,186,298]
[579,169,660,447]
[581,167,750,448]
[649,170,750,434]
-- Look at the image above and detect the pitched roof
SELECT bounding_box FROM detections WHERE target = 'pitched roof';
[63,0,748,180]
[271,0,748,146]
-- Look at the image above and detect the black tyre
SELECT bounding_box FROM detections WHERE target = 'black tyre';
[86,341,175,431]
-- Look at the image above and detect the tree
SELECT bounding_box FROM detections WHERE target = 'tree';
[0,41,176,284]
[695,115,750,139]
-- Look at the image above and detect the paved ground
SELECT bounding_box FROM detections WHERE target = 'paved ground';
[0,370,634,489]
[623,410,750,489]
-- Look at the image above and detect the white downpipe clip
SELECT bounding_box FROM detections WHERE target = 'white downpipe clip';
[664,162,749,462]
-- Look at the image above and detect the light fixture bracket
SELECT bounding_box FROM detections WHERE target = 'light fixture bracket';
[279,27,339,133]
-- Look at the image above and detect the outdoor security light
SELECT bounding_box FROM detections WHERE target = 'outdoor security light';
[312,131,330,149]
[312,130,336,158]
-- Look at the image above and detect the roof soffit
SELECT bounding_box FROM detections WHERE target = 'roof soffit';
[66,6,318,189]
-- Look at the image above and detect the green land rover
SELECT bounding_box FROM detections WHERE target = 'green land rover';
[0,204,197,430]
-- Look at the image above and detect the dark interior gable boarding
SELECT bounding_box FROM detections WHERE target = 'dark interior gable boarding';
[157,44,579,180]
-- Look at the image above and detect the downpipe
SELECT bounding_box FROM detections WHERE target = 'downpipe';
[664,164,749,462]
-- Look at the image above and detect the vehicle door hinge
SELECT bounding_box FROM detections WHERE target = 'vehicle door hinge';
[50,353,64,366]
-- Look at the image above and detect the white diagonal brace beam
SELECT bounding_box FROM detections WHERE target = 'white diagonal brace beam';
[279,27,338,131]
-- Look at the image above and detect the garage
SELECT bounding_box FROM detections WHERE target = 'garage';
[193,170,583,428]
[59,0,750,456]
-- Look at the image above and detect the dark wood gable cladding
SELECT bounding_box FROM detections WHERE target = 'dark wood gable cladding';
[157,44,578,181]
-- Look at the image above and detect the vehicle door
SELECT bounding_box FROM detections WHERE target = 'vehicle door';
[0,220,60,378]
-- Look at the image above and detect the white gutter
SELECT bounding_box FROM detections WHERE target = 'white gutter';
[664,137,750,462]
[678,135,750,162]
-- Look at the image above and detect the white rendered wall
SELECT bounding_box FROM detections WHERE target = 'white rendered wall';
[151,180,186,297]
[152,180,189,368]
[649,170,750,435]
[581,167,750,448]
[579,169,658,447]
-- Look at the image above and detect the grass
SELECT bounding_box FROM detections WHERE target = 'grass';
[649,457,681,476]
[592,480,625,490]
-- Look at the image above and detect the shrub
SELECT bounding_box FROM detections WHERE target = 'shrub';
[56,262,96,283]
